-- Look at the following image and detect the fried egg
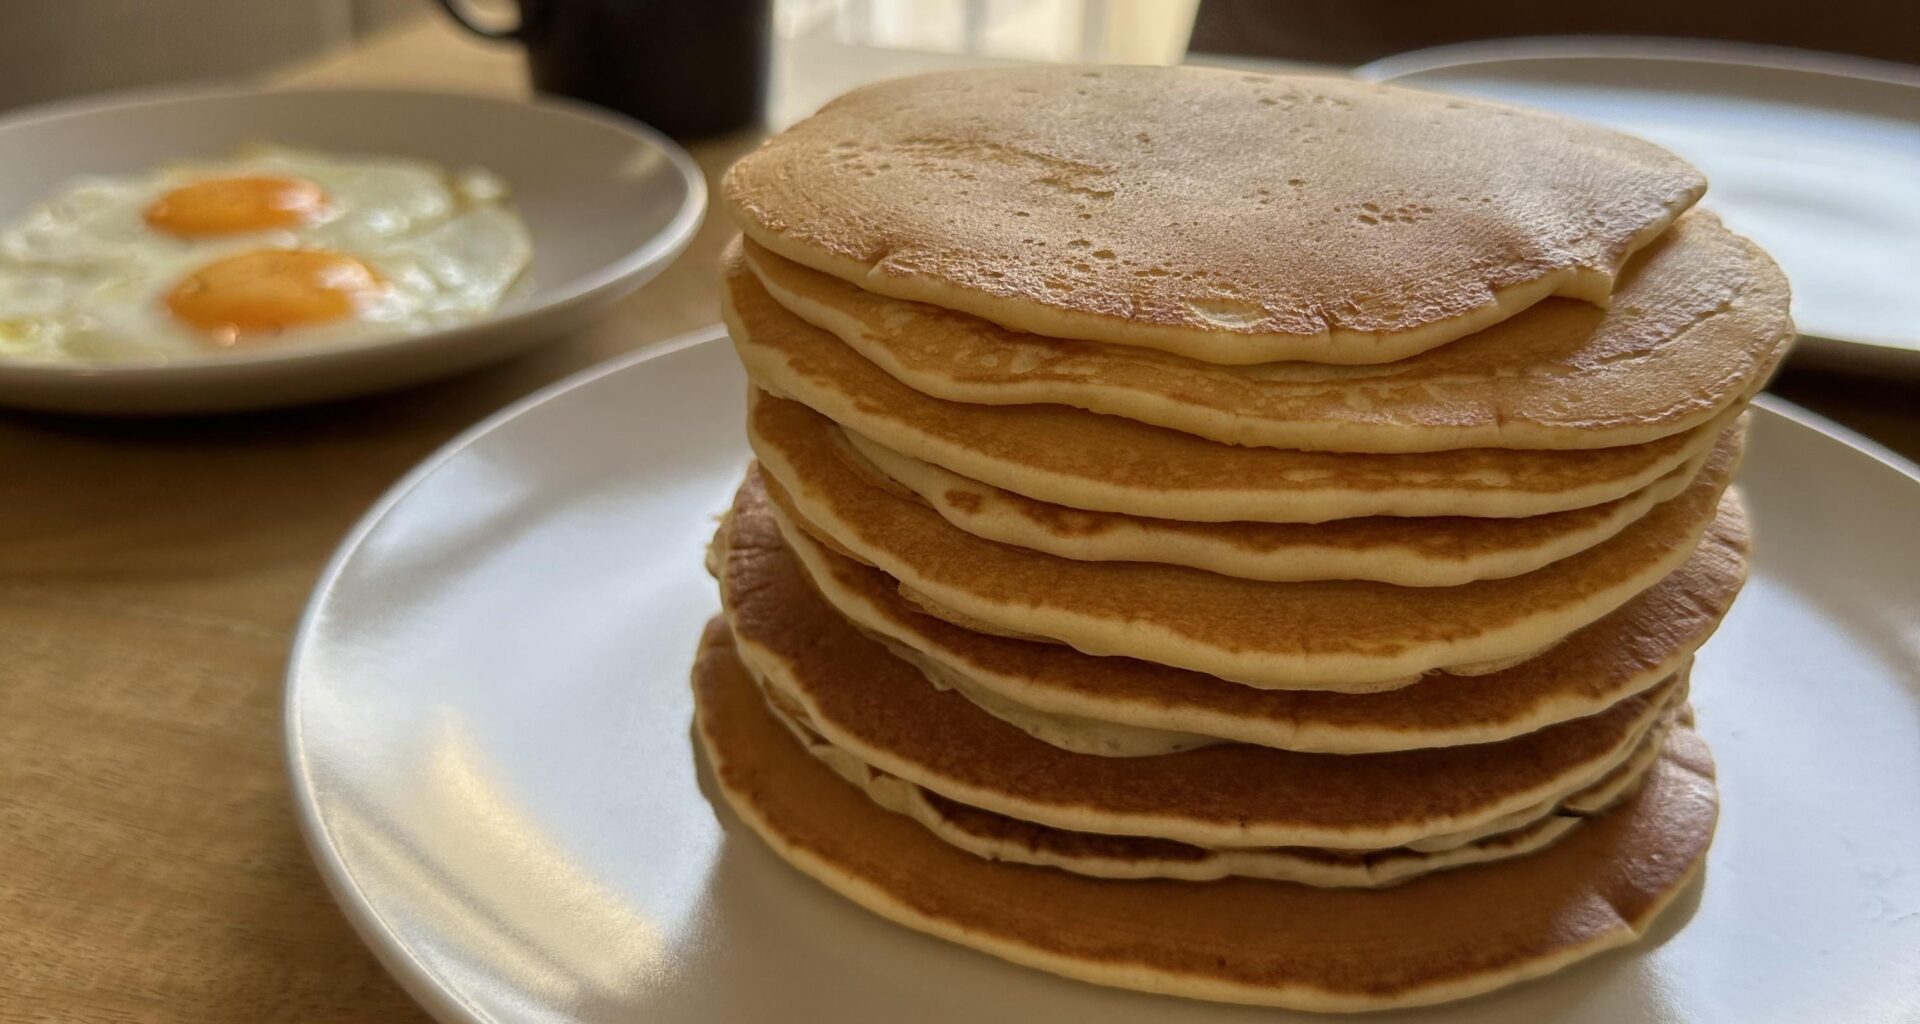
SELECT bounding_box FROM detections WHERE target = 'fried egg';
[0,145,532,362]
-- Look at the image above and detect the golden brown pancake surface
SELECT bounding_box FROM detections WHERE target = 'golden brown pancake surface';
[723,67,1706,366]
[693,620,1719,1011]
[713,490,1683,850]
[749,391,1746,690]
[849,429,1708,586]
[723,479,1748,753]
[759,672,1679,887]
[724,249,1736,523]
[742,212,1790,451]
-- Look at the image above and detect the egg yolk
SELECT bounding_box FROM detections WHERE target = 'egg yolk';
[144,176,328,237]
[165,249,384,345]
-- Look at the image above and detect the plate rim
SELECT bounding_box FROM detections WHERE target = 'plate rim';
[0,85,707,385]
[280,333,1919,1023]
[283,325,727,1024]
[1352,34,1920,90]
[1353,37,1920,367]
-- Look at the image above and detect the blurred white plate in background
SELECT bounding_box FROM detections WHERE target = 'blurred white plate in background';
[1359,38,1920,375]
[0,87,703,414]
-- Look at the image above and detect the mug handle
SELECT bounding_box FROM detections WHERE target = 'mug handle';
[431,0,523,40]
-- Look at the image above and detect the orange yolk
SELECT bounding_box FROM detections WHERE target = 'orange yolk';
[144,176,328,237]
[165,249,384,345]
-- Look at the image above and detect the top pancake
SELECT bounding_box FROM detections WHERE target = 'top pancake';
[742,211,1792,452]
[722,66,1705,365]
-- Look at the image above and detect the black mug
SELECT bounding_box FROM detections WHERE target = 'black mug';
[433,0,771,139]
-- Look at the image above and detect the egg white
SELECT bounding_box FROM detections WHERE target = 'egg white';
[0,145,533,363]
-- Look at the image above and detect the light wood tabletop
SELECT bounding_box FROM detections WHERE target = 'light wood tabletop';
[4,15,1918,1024]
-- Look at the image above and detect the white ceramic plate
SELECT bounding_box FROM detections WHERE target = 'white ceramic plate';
[0,87,703,414]
[1356,38,1920,375]
[286,328,1920,1023]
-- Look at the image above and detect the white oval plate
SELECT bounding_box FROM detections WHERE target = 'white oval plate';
[287,329,1920,1024]
[0,88,703,414]
[1357,38,1920,375]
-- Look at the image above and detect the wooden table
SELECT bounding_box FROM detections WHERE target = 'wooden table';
[3,17,1916,1024]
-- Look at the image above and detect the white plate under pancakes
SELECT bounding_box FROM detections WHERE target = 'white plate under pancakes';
[1355,37,1920,375]
[286,327,1920,1023]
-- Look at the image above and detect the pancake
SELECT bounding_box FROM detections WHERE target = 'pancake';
[848,430,1709,586]
[722,67,1705,366]
[725,481,1747,754]
[878,634,1221,757]
[731,597,1678,851]
[757,671,1680,887]
[1395,710,1677,853]
[694,621,1720,1011]
[751,602,1683,858]
[742,212,1791,452]
[748,392,1745,690]
[712,506,1685,850]
[724,251,1736,523]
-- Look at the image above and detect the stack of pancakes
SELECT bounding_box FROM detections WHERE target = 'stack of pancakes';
[694,66,1793,1011]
